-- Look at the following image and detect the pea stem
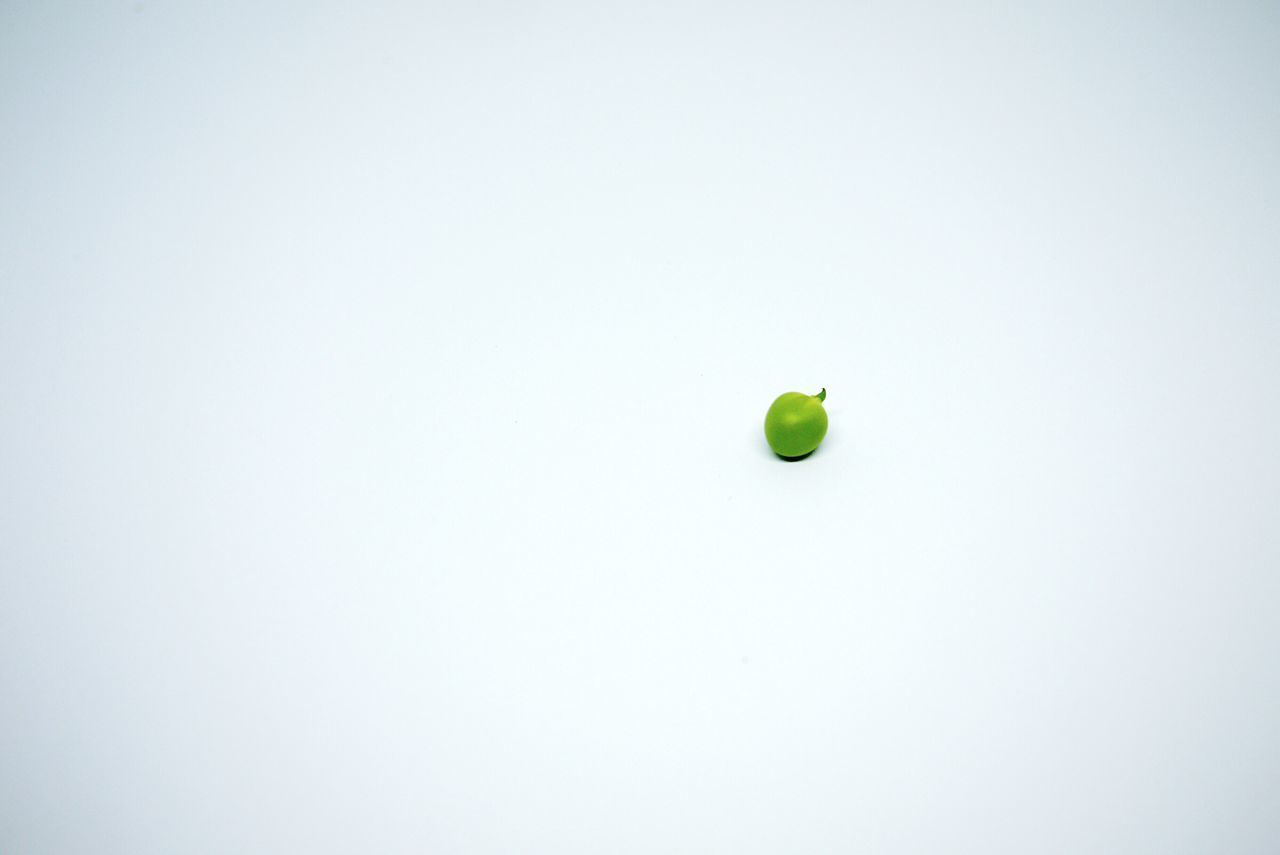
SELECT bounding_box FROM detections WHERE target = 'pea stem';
[817,388,826,402]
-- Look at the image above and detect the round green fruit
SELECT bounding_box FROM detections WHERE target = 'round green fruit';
[764,388,828,458]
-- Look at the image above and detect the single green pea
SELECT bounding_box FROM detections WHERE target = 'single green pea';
[764,388,828,459]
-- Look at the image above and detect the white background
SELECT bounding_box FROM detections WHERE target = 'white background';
[2,2,1278,852]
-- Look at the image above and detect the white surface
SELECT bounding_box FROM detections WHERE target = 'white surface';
[2,2,1279,852]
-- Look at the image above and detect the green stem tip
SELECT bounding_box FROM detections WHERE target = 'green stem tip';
[817,388,826,402]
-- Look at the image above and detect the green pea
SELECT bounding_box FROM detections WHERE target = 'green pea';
[764,388,828,459]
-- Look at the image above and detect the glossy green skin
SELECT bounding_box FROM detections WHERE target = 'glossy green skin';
[764,391,828,458]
